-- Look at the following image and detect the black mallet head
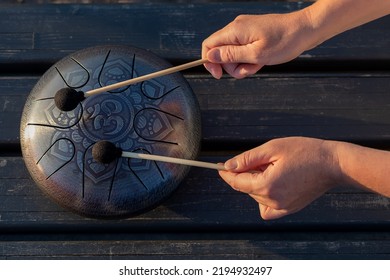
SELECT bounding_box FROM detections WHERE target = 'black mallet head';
[54,88,85,111]
[92,140,123,164]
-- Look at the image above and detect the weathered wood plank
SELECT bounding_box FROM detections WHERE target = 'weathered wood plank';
[1,1,389,260]
[0,3,389,65]
[2,73,390,146]
[1,231,390,259]
[0,156,389,232]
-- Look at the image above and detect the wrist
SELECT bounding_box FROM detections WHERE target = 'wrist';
[297,5,327,52]
[321,140,346,189]
[291,7,325,53]
[333,141,390,196]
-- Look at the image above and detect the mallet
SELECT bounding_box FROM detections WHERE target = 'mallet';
[92,140,226,171]
[54,58,208,111]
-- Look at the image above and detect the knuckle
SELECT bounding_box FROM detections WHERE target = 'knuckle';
[202,38,211,49]
[223,47,236,62]
[233,14,248,25]
[240,152,252,169]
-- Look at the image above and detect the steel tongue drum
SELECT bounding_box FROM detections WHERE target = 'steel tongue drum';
[20,45,202,219]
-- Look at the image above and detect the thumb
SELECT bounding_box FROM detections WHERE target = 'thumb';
[224,145,275,172]
[207,45,258,64]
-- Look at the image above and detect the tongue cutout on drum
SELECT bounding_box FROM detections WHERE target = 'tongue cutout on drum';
[53,58,207,112]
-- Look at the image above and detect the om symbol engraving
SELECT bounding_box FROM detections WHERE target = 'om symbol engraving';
[80,94,134,142]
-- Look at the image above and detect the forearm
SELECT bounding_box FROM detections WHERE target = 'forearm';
[202,0,390,78]
[335,141,390,197]
[304,0,390,48]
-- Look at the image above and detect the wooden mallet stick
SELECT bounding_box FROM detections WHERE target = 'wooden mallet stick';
[92,140,226,171]
[54,58,208,111]
[86,58,208,97]
[121,151,226,171]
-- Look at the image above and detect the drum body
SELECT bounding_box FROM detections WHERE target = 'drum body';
[20,45,201,219]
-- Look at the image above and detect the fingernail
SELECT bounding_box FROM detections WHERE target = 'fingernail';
[224,159,238,171]
[208,48,222,63]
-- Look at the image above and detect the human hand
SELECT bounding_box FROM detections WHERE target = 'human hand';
[202,11,315,79]
[219,137,341,220]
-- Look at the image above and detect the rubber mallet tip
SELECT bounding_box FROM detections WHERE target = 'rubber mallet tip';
[92,140,122,164]
[54,88,85,111]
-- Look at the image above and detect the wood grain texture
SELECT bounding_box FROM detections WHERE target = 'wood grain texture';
[0,3,389,65]
[2,233,390,260]
[1,1,390,259]
[2,73,390,146]
[1,156,389,232]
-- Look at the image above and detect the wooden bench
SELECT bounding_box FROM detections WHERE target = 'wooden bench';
[1,1,390,259]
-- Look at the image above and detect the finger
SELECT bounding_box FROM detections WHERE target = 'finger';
[258,203,289,220]
[222,63,263,79]
[202,41,223,79]
[224,145,276,172]
[207,45,260,65]
[202,25,238,52]
[201,35,223,79]
[248,193,269,207]
[219,170,262,194]
[203,62,223,79]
